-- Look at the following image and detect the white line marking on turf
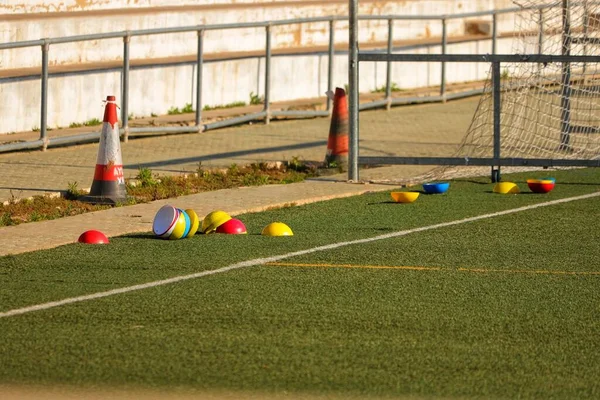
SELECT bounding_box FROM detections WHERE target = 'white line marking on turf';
[2,191,599,319]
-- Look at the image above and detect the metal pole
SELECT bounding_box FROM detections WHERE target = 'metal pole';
[538,9,544,77]
[492,61,501,183]
[560,0,571,151]
[327,18,335,112]
[195,29,204,127]
[122,34,130,142]
[440,17,447,102]
[385,18,394,110]
[40,40,50,151]
[264,24,272,125]
[583,0,589,83]
[538,9,544,54]
[348,0,359,181]
[492,12,497,55]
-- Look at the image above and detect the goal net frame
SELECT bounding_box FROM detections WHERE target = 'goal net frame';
[348,0,600,183]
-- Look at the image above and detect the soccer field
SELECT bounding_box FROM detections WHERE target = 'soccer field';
[1,168,600,399]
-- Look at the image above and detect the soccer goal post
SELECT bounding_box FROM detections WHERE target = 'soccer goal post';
[348,0,600,183]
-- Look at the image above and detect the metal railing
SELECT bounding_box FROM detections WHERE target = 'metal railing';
[0,17,339,153]
[1,6,523,154]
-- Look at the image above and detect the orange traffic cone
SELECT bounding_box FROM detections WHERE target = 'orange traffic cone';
[79,96,127,205]
[325,87,349,168]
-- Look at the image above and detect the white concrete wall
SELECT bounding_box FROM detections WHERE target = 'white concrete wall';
[0,0,527,134]
[1,0,517,70]
[0,38,516,134]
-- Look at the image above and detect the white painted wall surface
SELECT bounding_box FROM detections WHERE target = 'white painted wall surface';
[0,0,524,134]
[0,38,515,134]
[1,0,517,70]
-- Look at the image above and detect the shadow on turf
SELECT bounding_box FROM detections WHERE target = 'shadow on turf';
[483,190,555,195]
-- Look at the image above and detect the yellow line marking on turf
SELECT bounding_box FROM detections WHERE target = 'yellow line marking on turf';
[265,262,442,271]
[266,262,600,276]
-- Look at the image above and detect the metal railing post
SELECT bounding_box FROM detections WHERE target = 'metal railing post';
[583,1,589,83]
[40,40,50,151]
[538,9,544,54]
[264,24,272,125]
[122,33,130,142]
[560,0,572,151]
[195,29,204,128]
[385,18,394,110]
[492,61,501,183]
[327,18,335,112]
[492,12,497,55]
[348,0,359,181]
[538,9,544,77]
[440,17,447,102]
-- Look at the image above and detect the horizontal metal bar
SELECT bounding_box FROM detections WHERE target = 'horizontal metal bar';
[359,53,600,63]
[270,110,330,117]
[203,112,267,131]
[358,14,445,21]
[444,88,485,100]
[359,99,388,110]
[390,95,443,105]
[49,32,129,45]
[47,132,101,147]
[357,88,485,111]
[269,16,334,26]
[0,140,45,153]
[127,126,201,134]
[359,156,600,167]
[357,4,553,21]
[0,39,45,50]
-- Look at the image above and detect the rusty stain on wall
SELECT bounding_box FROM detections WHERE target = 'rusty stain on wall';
[292,25,302,47]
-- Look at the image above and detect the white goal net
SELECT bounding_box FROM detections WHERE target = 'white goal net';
[395,0,600,184]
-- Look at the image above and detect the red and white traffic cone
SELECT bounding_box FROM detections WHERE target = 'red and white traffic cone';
[325,87,349,169]
[80,96,127,205]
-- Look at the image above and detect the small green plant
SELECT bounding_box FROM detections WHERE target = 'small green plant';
[167,104,194,115]
[227,163,239,175]
[196,162,205,175]
[250,162,269,173]
[249,92,264,105]
[202,101,247,111]
[136,167,158,187]
[128,113,134,120]
[69,122,84,128]
[32,126,40,132]
[0,212,14,226]
[151,112,158,117]
[287,156,307,172]
[501,69,510,80]
[64,181,83,200]
[29,211,42,222]
[181,103,194,113]
[168,106,181,115]
[372,82,402,93]
[83,118,102,127]
[325,160,345,173]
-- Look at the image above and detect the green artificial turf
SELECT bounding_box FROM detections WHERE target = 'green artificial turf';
[1,168,599,399]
